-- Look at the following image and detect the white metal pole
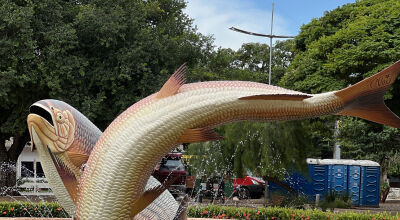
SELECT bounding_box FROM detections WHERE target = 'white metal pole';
[269,3,274,85]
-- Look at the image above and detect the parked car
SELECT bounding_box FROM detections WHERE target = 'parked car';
[233,176,265,199]
[152,152,187,197]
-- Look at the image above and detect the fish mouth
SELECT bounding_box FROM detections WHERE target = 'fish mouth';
[28,103,57,152]
[29,103,55,127]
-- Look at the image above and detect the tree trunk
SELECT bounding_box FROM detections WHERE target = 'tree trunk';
[379,159,389,203]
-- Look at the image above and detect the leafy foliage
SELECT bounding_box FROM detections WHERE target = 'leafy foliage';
[281,0,400,100]
[0,0,213,189]
[0,201,69,218]
[188,204,398,219]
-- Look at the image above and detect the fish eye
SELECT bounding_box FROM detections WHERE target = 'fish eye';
[56,112,64,121]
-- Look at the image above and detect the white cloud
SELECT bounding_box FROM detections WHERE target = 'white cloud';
[184,0,292,50]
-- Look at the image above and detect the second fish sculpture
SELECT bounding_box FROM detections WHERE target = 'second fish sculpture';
[76,61,400,219]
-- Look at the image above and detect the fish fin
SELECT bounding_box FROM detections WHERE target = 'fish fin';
[335,60,400,129]
[174,195,189,220]
[48,149,79,204]
[177,127,223,143]
[130,176,179,218]
[66,151,89,168]
[239,94,312,101]
[155,63,186,99]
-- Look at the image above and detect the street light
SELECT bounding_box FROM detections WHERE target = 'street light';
[229,3,295,85]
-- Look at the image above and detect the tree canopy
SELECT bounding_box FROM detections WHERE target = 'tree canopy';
[0,0,212,189]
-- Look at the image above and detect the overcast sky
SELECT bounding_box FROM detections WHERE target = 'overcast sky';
[184,0,355,50]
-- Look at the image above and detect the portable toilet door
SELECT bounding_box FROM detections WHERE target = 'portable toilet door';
[328,161,348,194]
[360,161,380,207]
[348,164,361,206]
[307,159,329,198]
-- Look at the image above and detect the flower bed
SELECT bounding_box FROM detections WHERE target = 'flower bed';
[188,205,400,219]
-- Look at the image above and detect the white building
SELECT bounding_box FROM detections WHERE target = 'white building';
[6,138,52,195]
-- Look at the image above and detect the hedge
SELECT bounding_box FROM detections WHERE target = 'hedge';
[0,201,69,218]
[187,205,400,220]
[1,202,399,219]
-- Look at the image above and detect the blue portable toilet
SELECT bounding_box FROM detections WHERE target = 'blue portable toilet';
[328,160,349,194]
[307,159,329,198]
[360,160,380,207]
[348,161,361,206]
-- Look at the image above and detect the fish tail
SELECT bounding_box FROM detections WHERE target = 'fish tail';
[335,60,400,129]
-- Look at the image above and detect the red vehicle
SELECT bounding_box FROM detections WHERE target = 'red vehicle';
[152,152,187,197]
[233,176,265,199]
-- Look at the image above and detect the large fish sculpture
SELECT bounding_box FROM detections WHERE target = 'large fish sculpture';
[76,60,400,219]
[27,100,180,219]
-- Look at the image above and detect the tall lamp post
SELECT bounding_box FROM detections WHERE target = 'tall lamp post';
[229,3,295,85]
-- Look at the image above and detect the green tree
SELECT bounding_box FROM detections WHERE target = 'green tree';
[0,0,213,191]
[279,0,400,201]
[186,40,329,202]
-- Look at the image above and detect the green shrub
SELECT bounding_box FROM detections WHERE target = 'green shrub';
[0,201,70,218]
[280,193,311,209]
[188,204,399,219]
[320,190,351,211]
[1,201,398,219]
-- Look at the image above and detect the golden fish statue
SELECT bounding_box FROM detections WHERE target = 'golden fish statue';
[27,100,181,219]
[72,61,400,219]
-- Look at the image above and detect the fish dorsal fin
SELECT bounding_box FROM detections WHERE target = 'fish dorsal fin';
[239,94,312,101]
[66,151,89,168]
[155,64,186,99]
[174,195,189,220]
[177,127,223,143]
[130,176,179,218]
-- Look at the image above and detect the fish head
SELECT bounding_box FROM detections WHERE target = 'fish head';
[27,100,76,153]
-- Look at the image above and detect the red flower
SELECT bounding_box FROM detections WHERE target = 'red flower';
[57,207,62,211]
[257,211,260,215]
[272,217,275,219]
[33,207,37,211]
[292,213,295,217]
[23,208,27,211]
[10,207,14,211]
[204,210,208,214]
[2,211,6,214]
